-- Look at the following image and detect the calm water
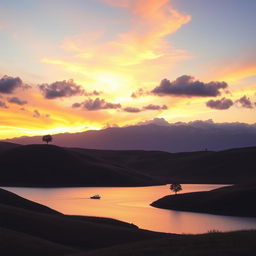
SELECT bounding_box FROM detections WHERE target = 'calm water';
[3,184,256,234]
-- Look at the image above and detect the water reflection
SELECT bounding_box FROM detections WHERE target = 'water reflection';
[3,184,256,234]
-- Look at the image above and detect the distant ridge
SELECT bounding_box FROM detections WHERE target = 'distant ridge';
[4,120,256,153]
[0,142,255,186]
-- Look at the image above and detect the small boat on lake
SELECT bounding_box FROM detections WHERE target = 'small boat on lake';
[90,195,101,199]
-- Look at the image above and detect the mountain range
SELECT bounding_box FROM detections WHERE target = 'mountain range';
[5,119,256,152]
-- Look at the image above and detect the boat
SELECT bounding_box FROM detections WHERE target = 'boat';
[90,195,101,199]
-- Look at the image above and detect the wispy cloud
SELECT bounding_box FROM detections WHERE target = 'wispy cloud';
[42,0,191,96]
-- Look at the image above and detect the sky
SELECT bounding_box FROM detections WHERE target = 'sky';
[0,0,255,139]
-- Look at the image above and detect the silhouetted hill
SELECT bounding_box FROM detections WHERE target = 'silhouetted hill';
[0,144,157,186]
[0,188,59,214]
[1,188,256,255]
[69,231,256,256]
[0,189,166,256]
[5,120,256,152]
[0,143,256,185]
[151,183,256,217]
[72,146,256,184]
[0,141,19,153]
[0,226,78,256]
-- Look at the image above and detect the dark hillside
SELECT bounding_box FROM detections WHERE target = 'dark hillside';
[151,183,256,217]
[0,144,157,187]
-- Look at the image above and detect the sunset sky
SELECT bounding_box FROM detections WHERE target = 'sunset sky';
[0,0,255,139]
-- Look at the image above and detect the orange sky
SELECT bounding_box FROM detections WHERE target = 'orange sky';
[0,0,255,139]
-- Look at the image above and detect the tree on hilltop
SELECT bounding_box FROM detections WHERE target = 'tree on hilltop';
[42,135,52,144]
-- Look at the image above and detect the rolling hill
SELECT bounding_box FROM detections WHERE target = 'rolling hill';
[1,188,256,256]
[0,142,256,186]
[0,188,165,256]
[151,183,256,217]
[0,144,157,187]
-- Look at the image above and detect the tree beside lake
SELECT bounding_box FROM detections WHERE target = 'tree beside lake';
[170,183,182,195]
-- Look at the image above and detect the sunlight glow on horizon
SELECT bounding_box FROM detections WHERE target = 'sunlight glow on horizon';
[0,0,255,139]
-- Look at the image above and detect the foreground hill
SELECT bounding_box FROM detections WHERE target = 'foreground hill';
[1,188,256,256]
[5,121,256,152]
[0,188,165,256]
[151,183,256,217]
[0,141,19,153]
[0,142,256,185]
[70,231,256,256]
[0,144,157,187]
[0,188,59,214]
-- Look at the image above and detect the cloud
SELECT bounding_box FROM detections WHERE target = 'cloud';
[72,102,82,108]
[0,75,23,94]
[0,101,8,109]
[39,79,85,99]
[91,0,191,66]
[236,96,254,109]
[83,98,121,111]
[74,98,121,111]
[206,98,233,110]
[44,0,191,97]
[84,90,101,96]
[131,88,149,98]
[123,104,167,113]
[123,107,141,113]
[7,97,27,106]
[143,104,167,110]
[152,75,228,97]
[215,58,256,83]
[32,109,50,118]
[33,110,41,118]
[137,117,170,126]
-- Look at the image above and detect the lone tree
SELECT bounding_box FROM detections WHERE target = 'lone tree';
[170,183,182,195]
[42,134,53,144]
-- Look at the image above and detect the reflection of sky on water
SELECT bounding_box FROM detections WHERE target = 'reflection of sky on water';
[3,184,256,234]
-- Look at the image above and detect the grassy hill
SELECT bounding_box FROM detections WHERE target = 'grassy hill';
[151,183,256,217]
[71,146,256,184]
[0,141,19,153]
[69,231,256,256]
[0,144,158,187]
[0,188,59,214]
[0,142,255,186]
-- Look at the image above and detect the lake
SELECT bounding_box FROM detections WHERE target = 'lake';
[3,184,256,234]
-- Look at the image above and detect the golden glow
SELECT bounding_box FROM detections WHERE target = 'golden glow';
[0,0,255,140]
[219,64,256,83]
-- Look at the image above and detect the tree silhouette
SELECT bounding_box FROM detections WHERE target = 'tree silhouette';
[170,183,182,195]
[42,135,53,144]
